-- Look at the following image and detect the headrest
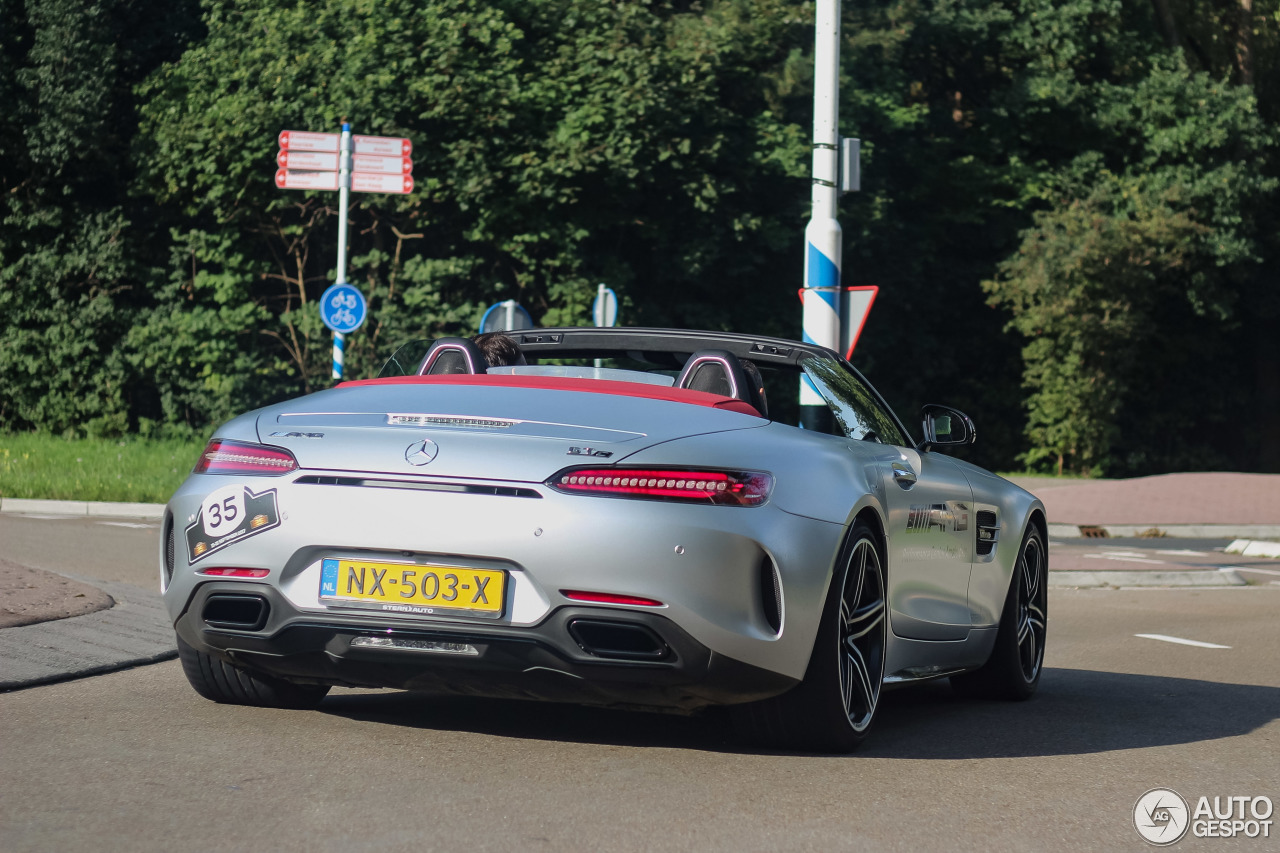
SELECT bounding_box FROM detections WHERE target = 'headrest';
[416,338,488,375]
[675,349,766,417]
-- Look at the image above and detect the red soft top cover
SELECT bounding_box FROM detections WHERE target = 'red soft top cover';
[337,374,762,417]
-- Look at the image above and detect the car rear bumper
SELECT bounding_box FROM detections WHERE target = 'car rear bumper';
[175,581,799,711]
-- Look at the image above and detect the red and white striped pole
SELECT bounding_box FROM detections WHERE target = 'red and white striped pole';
[800,0,843,431]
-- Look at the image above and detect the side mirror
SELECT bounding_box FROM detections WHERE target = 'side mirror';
[920,404,976,452]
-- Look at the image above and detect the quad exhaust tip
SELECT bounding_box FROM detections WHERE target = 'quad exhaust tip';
[568,619,670,661]
[202,594,269,632]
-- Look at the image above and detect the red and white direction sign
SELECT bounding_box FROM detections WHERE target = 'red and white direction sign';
[275,169,339,191]
[352,153,413,175]
[276,150,339,171]
[278,130,339,153]
[353,135,412,157]
[351,172,414,194]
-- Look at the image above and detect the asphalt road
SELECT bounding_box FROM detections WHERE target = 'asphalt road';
[2,519,1278,852]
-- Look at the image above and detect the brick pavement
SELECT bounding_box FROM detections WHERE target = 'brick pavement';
[1013,472,1280,526]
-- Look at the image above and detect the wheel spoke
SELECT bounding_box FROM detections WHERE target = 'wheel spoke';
[842,639,876,725]
[1027,550,1042,598]
[840,648,855,709]
[845,544,868,620]
[1021,630,1038,672]
[846,599,885,641]
[1028,602,1046,627]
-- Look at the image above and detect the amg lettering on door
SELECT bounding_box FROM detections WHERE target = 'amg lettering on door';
[906,502,970,534]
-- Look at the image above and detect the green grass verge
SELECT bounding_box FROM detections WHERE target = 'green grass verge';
[0,433,205,503]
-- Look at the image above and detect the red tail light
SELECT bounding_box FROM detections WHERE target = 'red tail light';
[197,567,271,578]
[562,590,665,607]
[548,467,773,506]
[194,439,297,475]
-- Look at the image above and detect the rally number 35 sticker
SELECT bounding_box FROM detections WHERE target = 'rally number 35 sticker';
[185,485,281,563]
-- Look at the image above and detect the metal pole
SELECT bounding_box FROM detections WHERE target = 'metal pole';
[333,122,352,381]
[800,0,842,431]
[594,283,608,368]
[505,299,515,332]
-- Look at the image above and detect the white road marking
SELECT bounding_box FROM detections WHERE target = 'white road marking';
[1083,553,1169,565]
[1225,565,1280,577]
[1135,633,1231,649]
[12,514,73,520]
[97,521,157,529]
[1155,549,1208,556]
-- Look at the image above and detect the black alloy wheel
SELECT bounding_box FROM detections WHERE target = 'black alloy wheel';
[951,525,1047,700]
[837,532,888,734]
[1015,530,1048,685]
[731,519,887,752]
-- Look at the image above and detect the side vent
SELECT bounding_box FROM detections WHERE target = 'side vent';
[163,514,176,585]
[976,510,999,556]
[758,555,783,635]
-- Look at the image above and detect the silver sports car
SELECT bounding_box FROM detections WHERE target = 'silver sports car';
[161,327,1047,751]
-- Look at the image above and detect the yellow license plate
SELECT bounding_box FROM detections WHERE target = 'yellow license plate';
[320,558,505,615]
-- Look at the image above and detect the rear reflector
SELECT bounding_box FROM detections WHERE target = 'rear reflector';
[548,467,773,506]
[196,567,271,578]
[194,439,297,475]
[562,590,665,607]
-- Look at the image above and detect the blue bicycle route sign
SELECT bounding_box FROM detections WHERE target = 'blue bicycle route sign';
[320,283,367,334]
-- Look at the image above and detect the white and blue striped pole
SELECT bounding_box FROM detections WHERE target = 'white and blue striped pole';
[333,122,352,380]
[800,0,842,431]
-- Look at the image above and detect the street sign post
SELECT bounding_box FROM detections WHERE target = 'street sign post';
[351,154,413,174]
[277,150,338,171]
[275,138,415,196]
[840,285,877,358]
[352,135,412,157]
[794,284,877,359]
[320,283,367,334]
[320,282,367,381]
[275,125,415,379]
[479,300,534,334]
[279,131,411,157]
[592,284,618,327]
[351,172,414,194]
[278,130,339,153]
[274,169,339,191]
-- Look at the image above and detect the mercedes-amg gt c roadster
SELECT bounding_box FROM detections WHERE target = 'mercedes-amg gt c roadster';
[161,327,1047,751]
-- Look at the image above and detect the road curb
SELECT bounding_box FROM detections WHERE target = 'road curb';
[0,577,175,691]
[1048,523,1280,540]
[1049,569,1246,589]
[0,497,165,519]
[1226,538,1280,558]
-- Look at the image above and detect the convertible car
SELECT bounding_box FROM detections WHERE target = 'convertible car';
[161,327,1047,751]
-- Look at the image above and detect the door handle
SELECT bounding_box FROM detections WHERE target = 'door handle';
[892,462,917,488]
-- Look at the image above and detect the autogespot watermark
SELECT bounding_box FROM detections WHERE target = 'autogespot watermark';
[1134,788,1274,845]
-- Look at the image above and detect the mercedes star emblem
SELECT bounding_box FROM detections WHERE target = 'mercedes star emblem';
[404,438,439,466]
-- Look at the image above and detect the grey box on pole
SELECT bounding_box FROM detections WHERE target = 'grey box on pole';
[840,137,860,194]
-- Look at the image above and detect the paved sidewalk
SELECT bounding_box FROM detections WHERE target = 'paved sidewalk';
[1010,472,1280,538]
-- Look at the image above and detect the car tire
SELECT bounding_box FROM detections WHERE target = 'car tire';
[951,524,1047,700]
[732,519,887,753]
[177,635,330,710]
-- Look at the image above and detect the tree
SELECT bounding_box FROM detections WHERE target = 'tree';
[0,0,203,435]
[129,0,814,427]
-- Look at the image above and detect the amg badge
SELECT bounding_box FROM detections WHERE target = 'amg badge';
[567,446,613,458]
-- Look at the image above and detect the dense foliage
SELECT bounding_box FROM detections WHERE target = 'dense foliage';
[2,0,1276,475]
